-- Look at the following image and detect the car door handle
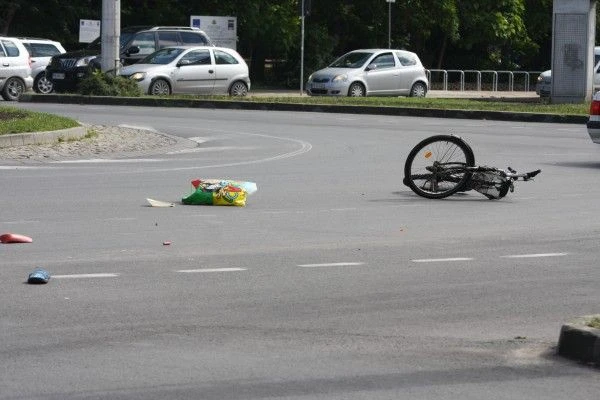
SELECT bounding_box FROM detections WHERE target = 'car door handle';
[2,63,9,67]
[209,69,214,74]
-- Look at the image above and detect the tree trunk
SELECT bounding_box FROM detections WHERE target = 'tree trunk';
[0,3,19,35]
[250,45,266,84]
[437,36,447,70]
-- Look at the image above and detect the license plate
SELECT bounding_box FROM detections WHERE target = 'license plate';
[52,73,65,80]
[312,83,325,89]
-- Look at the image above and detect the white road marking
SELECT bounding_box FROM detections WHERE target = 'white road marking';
[53,273,120,279]
[177,268,247,273]
[298,262,364,268]
[500,253,568,259]
[0,166,42,170]
[117,124,157,131]
[53,159,164,163]
[411,257,473,263]
[1,219,40,224]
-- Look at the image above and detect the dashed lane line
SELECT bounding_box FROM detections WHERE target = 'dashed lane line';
[411,257,474,263]
[52,273,120,279]
[500,253,568,258]
[297,262,365,268]
[177,268,247,273]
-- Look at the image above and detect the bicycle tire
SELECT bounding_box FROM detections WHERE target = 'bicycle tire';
[403,135,475,199]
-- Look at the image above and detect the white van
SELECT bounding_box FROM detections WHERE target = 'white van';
[0,37,33,101]
[536,46,600,97]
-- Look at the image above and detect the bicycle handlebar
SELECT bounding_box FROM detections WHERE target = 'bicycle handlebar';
[506,169,541,180]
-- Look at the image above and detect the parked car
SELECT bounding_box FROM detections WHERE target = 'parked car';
[0,37,33,101]
[46,26,213,92]
[535,70,551,97]
[536,46,600,98]
[119,46,250,96]
[17,37,66,94]
[306,49,428,97]
[586,90,600,144]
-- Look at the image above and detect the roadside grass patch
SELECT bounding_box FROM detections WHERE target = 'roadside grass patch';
[588,317,600,329]
[163,94,589,116]
[0,106,79,135]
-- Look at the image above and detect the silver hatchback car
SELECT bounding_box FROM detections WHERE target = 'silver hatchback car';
[306,49,428,97]
[119,45,250,96]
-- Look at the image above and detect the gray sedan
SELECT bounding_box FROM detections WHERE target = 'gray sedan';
[306,49,429,97]
[120,46,250,96]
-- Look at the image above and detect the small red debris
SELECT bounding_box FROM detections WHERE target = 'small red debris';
[0,233,33,243]
[163,241,172,246]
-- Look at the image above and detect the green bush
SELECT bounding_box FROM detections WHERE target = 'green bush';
[77,70,142,97]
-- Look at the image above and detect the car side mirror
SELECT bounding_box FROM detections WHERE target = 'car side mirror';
[366,63,377,71]
[126,46,140,56]
[177,59,192,67]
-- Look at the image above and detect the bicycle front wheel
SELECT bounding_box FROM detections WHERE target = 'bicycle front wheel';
[403,135,475,199]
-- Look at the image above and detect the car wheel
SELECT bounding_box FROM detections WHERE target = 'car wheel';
[1,77,25,101]
[149,79,171,95]
[33,72,54,94]
[409,82,427,97]
[348,82,366,97]
[229,81,248,96]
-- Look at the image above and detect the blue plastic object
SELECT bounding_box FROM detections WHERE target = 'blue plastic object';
[27,268,50,284]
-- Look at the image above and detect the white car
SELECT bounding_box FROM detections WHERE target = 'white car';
[587,91,600,143]
[0,37,33,101]
[19,37,66,94]
[120,46,250,96]
[306,49,429,97]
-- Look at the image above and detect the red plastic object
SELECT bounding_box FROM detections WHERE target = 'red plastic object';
[0,233,33,243]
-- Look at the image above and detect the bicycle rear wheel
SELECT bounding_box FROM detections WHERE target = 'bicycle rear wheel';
[403,135,475,199]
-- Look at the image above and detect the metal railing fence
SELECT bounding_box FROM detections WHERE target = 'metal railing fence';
[427,69,544,92]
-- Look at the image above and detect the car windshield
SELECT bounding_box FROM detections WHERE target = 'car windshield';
[329,52,373,68]
[86,33,136,51]
[139,47,185,64]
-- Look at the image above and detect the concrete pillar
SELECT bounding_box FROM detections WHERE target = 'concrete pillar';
[101,0,120,73]
[551,0,596,103]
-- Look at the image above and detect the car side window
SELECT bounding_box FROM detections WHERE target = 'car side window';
[158,31,179,48]
[1,40,20,57]
[130,32,156,55]
[28,43,62,57]
[371,53,395,69]
[214,50,238,65]
[180,49,212,65]
[396,52,417,66]
[180,32,209,45]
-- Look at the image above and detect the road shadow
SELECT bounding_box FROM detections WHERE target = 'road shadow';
[546,161,600,170]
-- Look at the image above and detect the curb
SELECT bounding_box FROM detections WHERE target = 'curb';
[0,126,87,148]
[19,94,588,125]
[557,315,600,365]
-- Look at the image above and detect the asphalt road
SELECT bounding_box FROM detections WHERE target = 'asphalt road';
[1,104,599,399]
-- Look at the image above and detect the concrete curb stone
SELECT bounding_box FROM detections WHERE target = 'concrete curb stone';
[18,93,588,125]
[0,126,87,148]
[557,315,600,365]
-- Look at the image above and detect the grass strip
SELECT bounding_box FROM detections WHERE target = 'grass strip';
[0,106,79,135]
[163,94,590,116]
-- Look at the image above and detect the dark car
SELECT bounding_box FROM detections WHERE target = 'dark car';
[46,26,213,92]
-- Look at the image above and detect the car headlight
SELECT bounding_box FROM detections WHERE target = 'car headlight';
[332,74,348,83]
[537,75,543,82]
[130,72,146,81]
[307,74,313,82]
[75,56,97,67]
